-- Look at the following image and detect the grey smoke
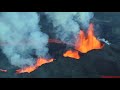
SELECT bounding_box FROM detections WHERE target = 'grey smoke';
[0,12,49,68]
[75,12,94,29]
[45,12,94,43]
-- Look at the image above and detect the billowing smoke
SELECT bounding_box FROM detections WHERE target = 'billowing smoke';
[0,12,49,68]
[45,12,94,43]
[75,12,94,29]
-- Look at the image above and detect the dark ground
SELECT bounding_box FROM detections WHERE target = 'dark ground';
[0,12,120,78]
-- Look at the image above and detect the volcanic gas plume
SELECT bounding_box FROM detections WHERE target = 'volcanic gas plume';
[0,12,51,70]
[45,12,94,44]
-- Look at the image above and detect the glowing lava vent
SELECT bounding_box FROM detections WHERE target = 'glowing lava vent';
[75,23,104,53]
[63,50,80,59]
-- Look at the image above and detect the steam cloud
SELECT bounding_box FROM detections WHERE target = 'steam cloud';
[0,12,49,68]
[45,12,94,43]
[0,12,102,68]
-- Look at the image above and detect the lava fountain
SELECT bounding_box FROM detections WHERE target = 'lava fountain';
[75,23,104,53]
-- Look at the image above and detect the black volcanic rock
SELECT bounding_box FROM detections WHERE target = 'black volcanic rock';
[16,44,120,78]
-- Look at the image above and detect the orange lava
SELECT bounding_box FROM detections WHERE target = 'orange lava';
[0,69,7,72]
[63,50,80,59]
[16,58,54,74]
[75,23,104,53]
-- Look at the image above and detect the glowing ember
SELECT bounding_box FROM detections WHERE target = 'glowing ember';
[75,23,104,53]
[16,58,54,74]
[0,69,7,72]
[63,50,80,59]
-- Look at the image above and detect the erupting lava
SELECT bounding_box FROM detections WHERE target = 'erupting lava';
[49,23,104,60]
[0,69,7,72]
[63,50,80,59]
[16,58,54,74]
[63,23,104,59]
[75,23,104,53]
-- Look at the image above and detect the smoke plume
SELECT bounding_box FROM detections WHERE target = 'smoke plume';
[45,12,94,43]
[0,12,49,68]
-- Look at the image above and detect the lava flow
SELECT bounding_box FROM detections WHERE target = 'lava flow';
[16,58,54,74]
[49,39,74,46]
[63,50,80,59]
[0,69,7,72]
[49,39,64,44]
[75,23,104,53]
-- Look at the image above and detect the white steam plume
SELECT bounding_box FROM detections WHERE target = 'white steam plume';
[0,12,49,68]
[45,12,94,43]
[75,12,94,29]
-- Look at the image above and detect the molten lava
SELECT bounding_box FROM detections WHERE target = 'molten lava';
[75,23,104,53]
[63,50,80,59]
[0,69,7,72]
[16,58,54,74]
